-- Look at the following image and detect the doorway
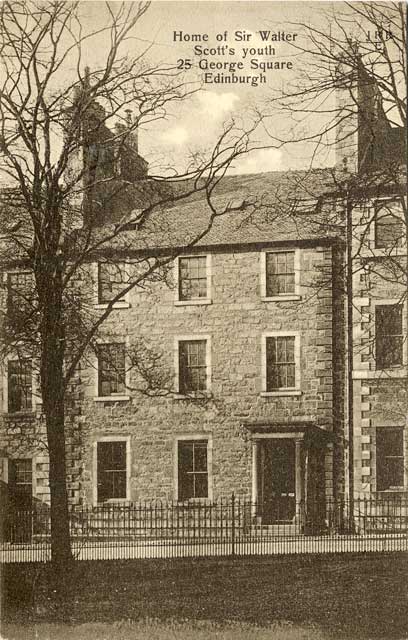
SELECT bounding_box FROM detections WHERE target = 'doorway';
[260,440,296,524]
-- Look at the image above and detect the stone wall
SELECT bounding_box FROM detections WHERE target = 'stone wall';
[0,242,345,506]
[352,202,408,497]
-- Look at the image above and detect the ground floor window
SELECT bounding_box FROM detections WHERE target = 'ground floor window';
[97,440,127,502]
[178,439,208,501]
[9,458,32,509]
[376,427,404,491]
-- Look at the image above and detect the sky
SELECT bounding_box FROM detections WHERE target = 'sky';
[2,1,400,180]
[78,1,346,174]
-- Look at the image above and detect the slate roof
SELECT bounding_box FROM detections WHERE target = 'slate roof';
[104,168,344,255]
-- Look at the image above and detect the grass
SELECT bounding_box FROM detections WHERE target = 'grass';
[2,553,408,639]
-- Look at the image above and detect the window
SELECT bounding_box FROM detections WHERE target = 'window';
[374,201,404,249]
[177,256,209,302]
[265,335,297,391]
[265,251,295,297]
[375,304,403,369]
[9,459,32,509]
[97,343,126,396]
[98,263,126,305]
[178,440,208,500]
[97,441,127,502]
[7,359,32,412]
[178,339,208,394]
[7,272,33,315]
[376,427,404,491]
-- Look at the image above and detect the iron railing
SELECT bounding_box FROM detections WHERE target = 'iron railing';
[1,495,408,563]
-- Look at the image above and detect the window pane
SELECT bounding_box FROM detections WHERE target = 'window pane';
[178,440,208,500]
[8,360,32,412]
[376,305,403,369]
[7,272,33,310]
[266,337,296,391]
[179,442,194,473]
[375,200,404,249]
[179,257,207,301]
[179,340,207,393]
[9,459,32,509]
[376,428,404,491]
[97,441,127,502]
[179,472,194,501]
[194,443,207,472]
[98,263,125,304]
[98,344,126,395]
[265,252,295,297]
[194,474,208,498]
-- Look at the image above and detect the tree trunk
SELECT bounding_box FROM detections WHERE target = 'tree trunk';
[44,395,72,568]
[39,255,73,570]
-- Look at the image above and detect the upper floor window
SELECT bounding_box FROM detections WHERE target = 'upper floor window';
[375,304,403,369]
[97,440,127,502]
[7,272,33,315]
[178,339,209,394]
[97,262,126,305]
[177,256,210,304]
[7,359,32,413]
[97,343,126,397]
[376,427,404,491]
[178,439,209,501]
[261,251,300,300]
[263,334,300,394]
[374,200,404,249]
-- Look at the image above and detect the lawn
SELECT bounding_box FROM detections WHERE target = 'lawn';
[1,553,408,639]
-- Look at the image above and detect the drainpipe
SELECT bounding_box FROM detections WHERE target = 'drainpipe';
[346,193,355,529]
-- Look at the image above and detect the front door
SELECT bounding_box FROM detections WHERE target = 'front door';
[261,440,296,524]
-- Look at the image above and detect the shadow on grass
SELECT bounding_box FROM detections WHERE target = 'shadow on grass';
[2,553,408,639]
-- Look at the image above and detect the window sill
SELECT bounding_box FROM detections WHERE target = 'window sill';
[377,488,405,493]
[176,497,212,505]
[261,390,302,397]
[361,247,406,258]
[94,301,130,310]
[353,368,407,380]
[261,295,301,302]
[94,395,130,402]
[174,299,212,306]
[95,498,130,505]
[4,410,36,418]
[173,391,211,400]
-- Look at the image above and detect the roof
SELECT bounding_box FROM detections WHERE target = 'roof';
[101,168,344,255]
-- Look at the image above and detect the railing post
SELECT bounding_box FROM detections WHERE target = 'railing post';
[231,492,235,557]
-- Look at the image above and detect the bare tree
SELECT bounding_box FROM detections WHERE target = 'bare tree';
[0,0,274,570]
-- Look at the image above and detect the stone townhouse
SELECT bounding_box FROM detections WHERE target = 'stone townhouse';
[0,65,406,533]
[0,169,346,530]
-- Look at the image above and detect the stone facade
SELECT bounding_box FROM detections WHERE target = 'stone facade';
[351,200,408,498]
[0,240,346,513]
